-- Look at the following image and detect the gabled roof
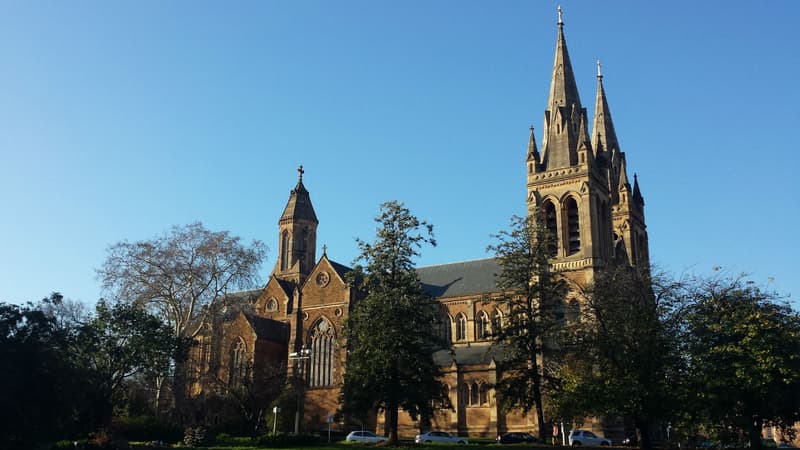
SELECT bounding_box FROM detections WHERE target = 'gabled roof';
[416,258,499,298]
[223,288,262,305]
[432,343,508,367]
[242,312,289,343]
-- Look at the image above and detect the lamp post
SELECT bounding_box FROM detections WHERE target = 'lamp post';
[289,345,311,435]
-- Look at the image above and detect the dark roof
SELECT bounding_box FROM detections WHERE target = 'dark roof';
[329,259,353,280]
[274,277,295,297]
[223,289,262,305]
[432,343,508,367]
[243,313,289,343]
[416,258,500,298]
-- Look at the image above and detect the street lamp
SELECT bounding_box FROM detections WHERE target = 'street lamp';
[289,345,311,434]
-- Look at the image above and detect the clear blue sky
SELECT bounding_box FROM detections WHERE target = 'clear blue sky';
[1,1,798,307]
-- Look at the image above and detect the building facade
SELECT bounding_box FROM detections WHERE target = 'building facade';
[189,10,649,439]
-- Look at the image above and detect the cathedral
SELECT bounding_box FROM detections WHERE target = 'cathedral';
[188,8,649,439]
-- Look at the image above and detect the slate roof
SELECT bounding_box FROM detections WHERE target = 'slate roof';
[243,312,289,343]
[223,288,262,305]
[432,343,509,367]
[416,258,500,298]
[329,259,353,280]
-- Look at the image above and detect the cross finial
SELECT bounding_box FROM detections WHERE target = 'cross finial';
[596,59,603,79]
[297,164,304,181]
[322,244,327,255]
[557,5,563,26]
[530,124,534,131]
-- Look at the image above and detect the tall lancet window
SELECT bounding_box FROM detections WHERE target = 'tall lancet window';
[308,319,335,387]
[566,197,581,255]
[543,201,558,257]
[281,231,290,271]
[455,313,467,342]
[229,338,247,386]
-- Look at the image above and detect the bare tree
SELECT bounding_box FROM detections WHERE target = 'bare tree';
[208,360,287,434]
[98,222,266,340]
[97,222,267,410]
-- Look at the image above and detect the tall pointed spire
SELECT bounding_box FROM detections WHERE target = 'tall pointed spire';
[591,59,620,160]
[546,6,582,114]
[540,6,586,171]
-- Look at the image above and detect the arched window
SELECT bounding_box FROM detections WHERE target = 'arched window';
[308,319,335,387]
[470,382,479,406]
[543,201,558,257]
[492,309,503,335]
[441,314,452,344]
[476,311,490,340]
[280,231,290,271]
[229,338,247,386]
[266,297,278,312]
[480,383,490,405]
[567,299,581,323]
[565,197,581,255]
[455,313,467,342]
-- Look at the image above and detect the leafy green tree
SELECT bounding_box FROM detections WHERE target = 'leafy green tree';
[553,265,685,450]
[342,201,448,444]
[0,296,95,448]
[487,213,567,441]
[683,275,800,449]
[74,299,183,425]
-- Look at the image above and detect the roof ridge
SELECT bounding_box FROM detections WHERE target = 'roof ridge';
[417,257,497,270]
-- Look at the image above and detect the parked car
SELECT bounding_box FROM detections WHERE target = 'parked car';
[497,432,538,444]
[778,444,795,448]
[568,430,611,446]
[415,431,468,444]
[345,431,389,443]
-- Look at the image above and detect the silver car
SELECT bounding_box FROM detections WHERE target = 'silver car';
[415,431,468,444]
[568,430,611,446]
[345,430,389,443]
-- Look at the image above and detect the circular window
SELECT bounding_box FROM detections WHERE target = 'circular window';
[334,307,343,317]
[316,271,330,287]
[302,311,309,321]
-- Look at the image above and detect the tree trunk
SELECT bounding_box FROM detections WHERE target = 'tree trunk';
[387,399,399,445]
[748,418,763,450]
[638,421,653,450]
[531,357,546,441]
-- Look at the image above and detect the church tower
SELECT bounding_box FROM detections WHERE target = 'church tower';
[276,165,318,284]
[526,7,616,284]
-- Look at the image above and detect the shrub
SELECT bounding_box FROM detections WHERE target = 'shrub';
[111,416,182,443]
[183,426,207,447]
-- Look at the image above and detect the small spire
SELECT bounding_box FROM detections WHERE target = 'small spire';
[527,125,540,163]
[596,59,603,79]
[557,5,564,27]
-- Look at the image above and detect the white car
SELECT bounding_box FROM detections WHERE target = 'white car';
[415,431,468,444]
[568,430,611,446]
[345,430,389,443]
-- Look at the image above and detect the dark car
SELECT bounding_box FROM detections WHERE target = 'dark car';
[497,432,538,444]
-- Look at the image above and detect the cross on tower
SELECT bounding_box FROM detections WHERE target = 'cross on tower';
[297,164,304,180]
[557,5,563,25]
[322,244,327,255]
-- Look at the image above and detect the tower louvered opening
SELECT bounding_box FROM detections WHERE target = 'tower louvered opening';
[566,197,581,255]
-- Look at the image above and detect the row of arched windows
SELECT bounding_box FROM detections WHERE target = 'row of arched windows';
[441,300,584,344]
[441,309,504,343]
[455,381,491,407]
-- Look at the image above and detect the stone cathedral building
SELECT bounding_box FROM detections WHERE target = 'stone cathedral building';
[188,10,649,439]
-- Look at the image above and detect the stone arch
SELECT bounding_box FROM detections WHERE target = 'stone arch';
[476,310,490,340]
[563,195,581,255]
[229,337,247,386]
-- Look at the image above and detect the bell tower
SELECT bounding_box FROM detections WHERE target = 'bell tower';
[525,7,623,284]
[276,165,318,284]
